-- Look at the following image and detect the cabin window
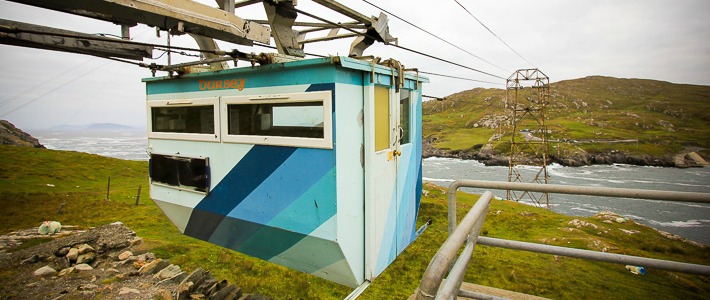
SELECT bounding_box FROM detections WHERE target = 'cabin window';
[221,91,333,149]
[150,154,210,193]
[400,89,411,145]
[227,102,324,138]
[374,86,390,151]
[147,98,219,142]
[151,106,214,134]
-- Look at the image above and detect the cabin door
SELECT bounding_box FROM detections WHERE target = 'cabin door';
[365,85,403,279]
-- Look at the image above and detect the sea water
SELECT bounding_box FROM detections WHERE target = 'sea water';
[31,129,148,161]
[29,130,710,245]
[424,157,710,245]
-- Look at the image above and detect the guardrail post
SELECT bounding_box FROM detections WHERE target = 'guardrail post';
[416,191,493,300]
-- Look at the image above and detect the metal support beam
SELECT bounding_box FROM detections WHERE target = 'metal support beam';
[311,0,373,26]
[349,12,396,57]
[220,0,236,13]
[120,24,130,40]
[300,33,357,44]
[234,0,262,9]
[7,0,271,45]
[187,33,229,70]
[263,0,303,57]
[0,19,152,60]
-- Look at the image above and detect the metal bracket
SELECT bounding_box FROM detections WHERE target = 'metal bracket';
[264,0,304,57]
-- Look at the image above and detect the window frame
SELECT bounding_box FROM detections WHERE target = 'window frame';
[374,85,391,152]
[220,91,333,149]
[399,89,412,145]
[149,153,210,194]
[147,97,219,142]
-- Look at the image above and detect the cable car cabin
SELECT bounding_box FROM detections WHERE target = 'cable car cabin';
[144,56,427,288]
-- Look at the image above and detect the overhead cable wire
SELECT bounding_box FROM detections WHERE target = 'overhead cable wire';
[420,71,503,85]
[0,60,111,117]
[422,95,446,101]
[392,44,505,80]
[0,28,157,115]
[289,6,506,80]
[0,58,97,109]
[361,0,509,73]
[453,0,534,66]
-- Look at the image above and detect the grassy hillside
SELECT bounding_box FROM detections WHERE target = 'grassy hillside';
[1,146,709,299]
[423,76,710,160]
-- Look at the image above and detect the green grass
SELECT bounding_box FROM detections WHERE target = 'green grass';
[1,145,709,299]
[423,76,710,159]
[431,128,495,151]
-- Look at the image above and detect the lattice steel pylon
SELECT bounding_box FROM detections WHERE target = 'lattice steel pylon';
[506,69,551,207]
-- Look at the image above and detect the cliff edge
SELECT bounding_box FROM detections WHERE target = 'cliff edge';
[0,120,44,148]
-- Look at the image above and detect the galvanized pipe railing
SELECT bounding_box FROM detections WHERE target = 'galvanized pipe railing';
[478,236,710,276]
[414,191,493,300]
[448,180,710,235]
[415,180,710,299]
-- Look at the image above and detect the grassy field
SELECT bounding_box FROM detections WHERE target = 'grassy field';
[423,76,710,158]
[1,145,709,299]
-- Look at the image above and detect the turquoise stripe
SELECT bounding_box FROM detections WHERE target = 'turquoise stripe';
[374,187,399,276]
[226,148,335,226]
[396,147,418,252]
[267,168,337,237]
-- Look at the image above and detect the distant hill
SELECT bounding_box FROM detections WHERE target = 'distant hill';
[423,76,710,167]
[50,123,144,131]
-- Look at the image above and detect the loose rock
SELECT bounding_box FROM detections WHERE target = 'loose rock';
[76,252,96,264]
[77,244,95,254]
[568,219,599,229]
[33,265,56,276]
[119,287,140,295]
[21,254,39,265]
[155,264,182,280]
[66,248,79,262]
[58,267,75,277]
[54,247,70,257]
[74,263,93,271]
[118,250,133,261]
[130,237,143,247]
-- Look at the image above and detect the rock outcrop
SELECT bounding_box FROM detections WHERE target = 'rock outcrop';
[0,120,44,148]
[423,138,679,167]
[0,222,273,300]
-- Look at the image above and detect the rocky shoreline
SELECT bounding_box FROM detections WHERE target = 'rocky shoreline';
[422,138,707,168]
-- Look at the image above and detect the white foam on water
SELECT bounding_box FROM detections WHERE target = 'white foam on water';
[422,177,455,183]
[647,219,710,228]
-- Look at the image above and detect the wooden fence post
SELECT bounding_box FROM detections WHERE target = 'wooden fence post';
[106,176,111,200]
[135,185,142,206]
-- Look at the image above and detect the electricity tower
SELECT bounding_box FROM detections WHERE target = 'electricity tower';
[506,69,551,207]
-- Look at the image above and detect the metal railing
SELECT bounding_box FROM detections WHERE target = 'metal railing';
[414,180,710,300]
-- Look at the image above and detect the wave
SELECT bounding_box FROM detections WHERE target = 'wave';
[422,177,455,183]
[569,206,602,215]
[668,202,710,209]
[646,219,710,228]
[628,179,710,189]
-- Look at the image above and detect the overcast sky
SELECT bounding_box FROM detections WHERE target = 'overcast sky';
[0,0,708,129]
